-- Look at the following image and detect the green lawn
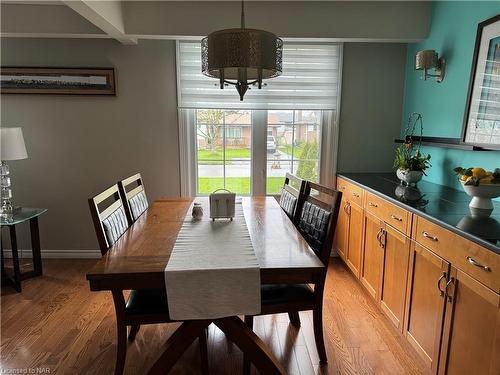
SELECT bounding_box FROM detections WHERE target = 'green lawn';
[278,144,306,158]
[198,148,251,162]
[198,177,284,195]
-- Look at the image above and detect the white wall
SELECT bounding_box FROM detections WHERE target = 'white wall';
[1,39,179,252]
[338,43,407,173]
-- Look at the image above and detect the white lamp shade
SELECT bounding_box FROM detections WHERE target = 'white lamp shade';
[1,127,28,161]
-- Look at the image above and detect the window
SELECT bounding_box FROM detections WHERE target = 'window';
[196,110,251,195]
[225,127,242,139]
[267,110,321,194]
[177,41,342,197]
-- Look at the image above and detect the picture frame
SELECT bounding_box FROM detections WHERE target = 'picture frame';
[0,67,116,95]
[462,14,500,149]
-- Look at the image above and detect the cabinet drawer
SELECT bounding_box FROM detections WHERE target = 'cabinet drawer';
[364,192,410,235]
[337,177,364,206]
[336,178,350,195]
[414,215,500,292]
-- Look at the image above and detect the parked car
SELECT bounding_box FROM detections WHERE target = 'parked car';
[267,136,276,153]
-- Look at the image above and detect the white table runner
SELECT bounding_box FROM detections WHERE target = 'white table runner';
[165,202,261,320]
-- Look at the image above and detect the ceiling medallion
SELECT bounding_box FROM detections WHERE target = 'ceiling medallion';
[201,0,283,101]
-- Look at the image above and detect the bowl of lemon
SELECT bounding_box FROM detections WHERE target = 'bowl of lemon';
[454,167,500,217]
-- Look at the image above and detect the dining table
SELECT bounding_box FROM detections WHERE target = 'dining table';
[86,196,326,374]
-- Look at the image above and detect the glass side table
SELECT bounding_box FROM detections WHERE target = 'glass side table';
[1,208,47,292]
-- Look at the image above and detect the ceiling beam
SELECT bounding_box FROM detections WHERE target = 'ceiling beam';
[62,0,137,45]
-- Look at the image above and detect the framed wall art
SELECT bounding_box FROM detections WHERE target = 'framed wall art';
[462,15,500,149]
[0,67,116,95]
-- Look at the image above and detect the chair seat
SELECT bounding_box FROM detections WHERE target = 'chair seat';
[261,284,314,306]
[126,288,169,315]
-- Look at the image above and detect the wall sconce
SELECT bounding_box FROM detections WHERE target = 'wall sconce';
[415,50,445,83]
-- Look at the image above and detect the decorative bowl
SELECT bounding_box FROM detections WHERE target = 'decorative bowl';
[396,169,423,186]
[460,182,500,217]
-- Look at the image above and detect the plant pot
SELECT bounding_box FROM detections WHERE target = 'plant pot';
[396,169,423,186]
[460,182,500,218]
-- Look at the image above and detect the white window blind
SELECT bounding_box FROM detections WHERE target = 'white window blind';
[177,41,341,110]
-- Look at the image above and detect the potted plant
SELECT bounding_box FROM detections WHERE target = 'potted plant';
[394,146,431,186]
[394,112,431,186]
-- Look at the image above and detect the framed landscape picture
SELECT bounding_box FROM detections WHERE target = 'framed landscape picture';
[462,15,500,149]
[0,67,116,95]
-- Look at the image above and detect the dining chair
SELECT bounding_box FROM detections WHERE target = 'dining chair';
[117,173,149,226]
[244,181,342,372]
[88,185,208,375]
[278,173,306,223]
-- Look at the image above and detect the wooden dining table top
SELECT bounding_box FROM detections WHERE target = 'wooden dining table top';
[86,196,325,291]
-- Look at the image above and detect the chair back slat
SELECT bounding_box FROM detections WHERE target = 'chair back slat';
[126,185,143,201]
[297,181,342,266]
[100,199,123,221]
[279,173,306,223]
[118,173,149,225]
[88,184,129,255]
[93,184,120,205]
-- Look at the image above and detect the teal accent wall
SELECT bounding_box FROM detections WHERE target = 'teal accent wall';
[402,1,500,191]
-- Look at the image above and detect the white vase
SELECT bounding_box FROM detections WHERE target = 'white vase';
[460,182,500,218]
[396,169,423,186]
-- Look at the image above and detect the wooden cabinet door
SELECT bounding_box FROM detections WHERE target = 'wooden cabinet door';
[333,199,349,261]
[404,242,449,373]
[345,202,364,278]
[438,267,500,375]
[360,212,384,300]
[380,224,411,332]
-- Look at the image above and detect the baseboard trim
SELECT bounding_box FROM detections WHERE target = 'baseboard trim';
[2,249,101,259]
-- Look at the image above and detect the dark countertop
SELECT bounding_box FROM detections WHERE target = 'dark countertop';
[338,173,500,254]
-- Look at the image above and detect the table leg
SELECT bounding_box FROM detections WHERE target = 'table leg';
[147,320,211,375]
[9,225,22,292]
[214,317,286,375]
[29,218,43,277]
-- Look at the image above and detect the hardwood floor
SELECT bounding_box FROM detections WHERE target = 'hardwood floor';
[1,258,426,374]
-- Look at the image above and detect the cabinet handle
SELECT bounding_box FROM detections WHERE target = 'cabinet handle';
[437,272,447,297]
[340,186,346,190]
[352,192,360,198]
[466,256,491,272]
[381,229,387,249]
[376,228,386,249]
[376,228,382,245]
[422,231,438,242]
[368,202,378,207]
[445,277,455,303]
[390,214,402,222]
[344,202,350,215]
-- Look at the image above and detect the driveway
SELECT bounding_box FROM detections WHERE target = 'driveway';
[198,150,294,178]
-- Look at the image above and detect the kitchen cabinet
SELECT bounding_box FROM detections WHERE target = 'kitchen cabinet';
[380,224,411,332]
[345,201,364,278]
[403,241,449,373]
[360,212,384,300]
[336,175,500,375]
[438,267,500,375]
[333,195,349,261]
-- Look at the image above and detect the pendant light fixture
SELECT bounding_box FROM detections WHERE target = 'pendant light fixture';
[201,0,283,101]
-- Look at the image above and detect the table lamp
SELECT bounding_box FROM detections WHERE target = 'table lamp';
[1,127,28,218]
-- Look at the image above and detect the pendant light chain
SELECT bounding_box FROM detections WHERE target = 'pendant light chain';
[240,0,245,29]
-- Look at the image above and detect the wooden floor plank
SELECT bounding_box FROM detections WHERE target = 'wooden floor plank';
[1,259,426,374]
